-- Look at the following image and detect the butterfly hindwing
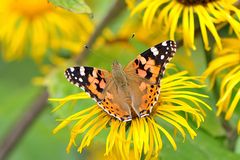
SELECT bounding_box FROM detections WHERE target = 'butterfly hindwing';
[98,93,132,121]
[124,40,177,117]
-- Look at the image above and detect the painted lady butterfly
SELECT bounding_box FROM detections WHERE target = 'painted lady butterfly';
[65,40,177,121]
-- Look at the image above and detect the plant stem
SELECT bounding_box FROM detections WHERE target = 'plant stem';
[75,0,126,64]
[0,90,49,160]
[221,118,238,151]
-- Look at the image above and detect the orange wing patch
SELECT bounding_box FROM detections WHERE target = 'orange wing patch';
[85,68,107,100]
[98,98,132,121]
[139,84,160,117]
[131,55,162,84]
[144,56,161,83]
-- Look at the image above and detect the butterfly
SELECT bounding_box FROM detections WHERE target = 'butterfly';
[65,40,177,121]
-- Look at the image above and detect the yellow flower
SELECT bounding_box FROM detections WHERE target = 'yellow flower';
[203,38,240,133]
[0,0,93,62]
[50,70,210,159]
[125,0,137,9]
[130,0,240,53]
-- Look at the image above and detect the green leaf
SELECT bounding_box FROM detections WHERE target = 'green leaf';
[49,0,92,14]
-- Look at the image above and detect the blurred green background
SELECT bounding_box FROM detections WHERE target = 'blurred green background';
[0,0,240,159]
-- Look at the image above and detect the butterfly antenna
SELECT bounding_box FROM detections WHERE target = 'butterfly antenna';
[127,33,135,46]
[81,42,95,55]
[131,33,135,39]
[128,33,135,42]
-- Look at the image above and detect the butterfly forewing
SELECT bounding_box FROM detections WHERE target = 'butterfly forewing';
[124,40,177,117]
[65,66,110,101]
[125,40,177,84]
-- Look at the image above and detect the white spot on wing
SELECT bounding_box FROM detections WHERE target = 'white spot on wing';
[161,55,165,60]
[86,92,90,97]
[70,67,74,72]
[124,118,132,122]
[93,97,97,102]
[150,47,159,56]
[92,70,97,77]
[80,66,85,76]
[162,41,167,46]
[79,78,83,82]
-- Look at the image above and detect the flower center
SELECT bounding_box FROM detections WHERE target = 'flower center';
[177,0,217,5]
[10,0,53,19]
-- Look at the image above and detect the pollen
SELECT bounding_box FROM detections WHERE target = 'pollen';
[10,0,53,19]
[177,0,217,5]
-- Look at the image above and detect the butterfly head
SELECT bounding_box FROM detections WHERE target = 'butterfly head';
[112,60,123,71]
[111,60,129,86]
